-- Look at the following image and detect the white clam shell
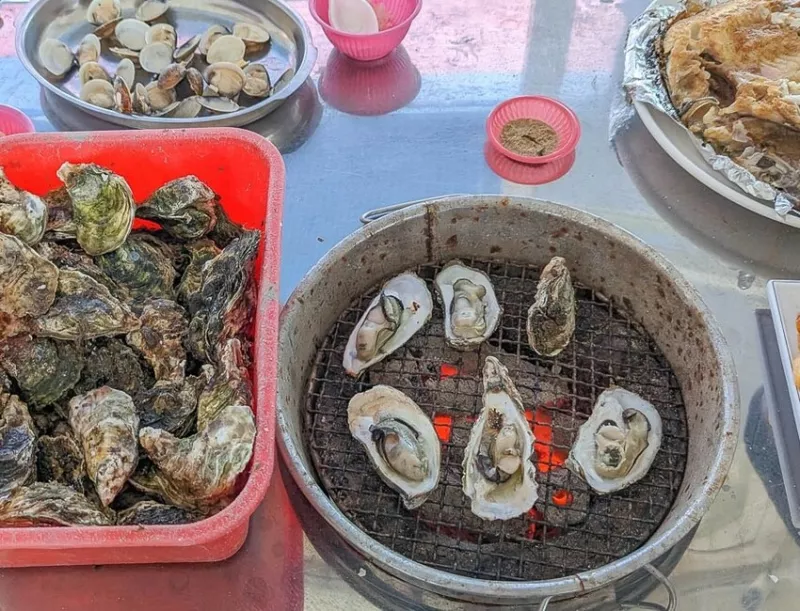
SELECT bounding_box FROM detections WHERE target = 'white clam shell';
[80,79,115,109]
[39,38,75,77]
[86,0,121,26]
[115,58,136,89]
[115,18,150,51]
[77,33,101,66]
[206,35,246,64]
[243,64,270,97]
[144,81,176,110]
[139,42,173,74]
[204,62,246,98]
[197,96,240,113]
[135,0,170,22]
[198,25,228,55]
[174,34,201,62]
[78,61,111,86]
[145,23,177,48]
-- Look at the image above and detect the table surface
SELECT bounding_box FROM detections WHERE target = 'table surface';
[1,0,799,609]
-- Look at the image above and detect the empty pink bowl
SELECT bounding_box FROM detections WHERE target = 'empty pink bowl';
[0,105,35,136]
[486,96,580,165]
[310,0,422,62]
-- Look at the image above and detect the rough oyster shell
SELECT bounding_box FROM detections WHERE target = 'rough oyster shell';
[0,167,48,245]
[36,434,86,493]
[177,238,220,305]
[197,338,252,430]
[133,373,205,436]
[0,482,112,526]
[566,387,662,494]
[0,335,83,406]
[117,500,201,525]
[138,404,256,506]
[75,338,154,397]
[0,234,59,320]
[42,186,76,240]
[434,260,501,351]
[96,232,177,303]
[348,386,441,509]
[526,256,575,357]
[0,393,37,496]
[34,268,140,341]
[126,299,188,382]
[69,386,140,506]
[57,162,135,256]
[136,175,217,239]
[343,272,433,377]
[462,356,538,520]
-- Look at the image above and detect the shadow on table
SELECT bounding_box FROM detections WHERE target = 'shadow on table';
[40,78,323,155]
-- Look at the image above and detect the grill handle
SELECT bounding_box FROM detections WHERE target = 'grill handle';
[359,195,470,224]
[537,565,677,611]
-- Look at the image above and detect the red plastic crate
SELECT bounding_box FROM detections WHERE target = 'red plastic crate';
[0,128,284,567]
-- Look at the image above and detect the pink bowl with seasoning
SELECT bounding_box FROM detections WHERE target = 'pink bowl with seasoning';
[0,105,35,136]
[310,0,422,61]
[487,96,580,165]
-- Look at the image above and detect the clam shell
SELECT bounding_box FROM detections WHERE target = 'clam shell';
[174,34,201,62]
[205,35,246,64]
[157,62,186,90]
[39,38,74,78]
[135,0,169,22]
[272,67,294,94]
[109,46,140,64]
[86,0,121,26]
[203,62,246,98]
[113,76,133,114]
[115,58,136,89]
[185,67,205,95]
[115,18,150,51]
[169,95,203,118]
[80,78,115,108]
[197,96,240,113]
[145,23,176,48]
[145,82,177,111]
[132,82,151,114]
[94,16,122,40]
[140,41,173,74]
[77,33,101,66]
[78,61,111,86]
[198,25,228,55]
[242,63,270,97]
[232,22,270,53]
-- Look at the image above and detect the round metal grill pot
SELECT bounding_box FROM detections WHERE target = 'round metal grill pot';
[277,196,739,606]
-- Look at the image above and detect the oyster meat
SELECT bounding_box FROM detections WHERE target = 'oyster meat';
[0,233,59,319]
[138,404,256,507]
[348,385,441,509]
[36,434,86,493]
[0,392,37,496]
[462,356,538,520]
[566,387,663,494]
[126,299,188,382]
[69,386,140,506]
[434,260,501,350]
[136,176,217,240]
[57,162,136,256]
[197,338,252,430]
[0,335,83,406]
[343,272,433,377]
[526,256,575,357]
[0,482,112,526]
[0,168,48,245]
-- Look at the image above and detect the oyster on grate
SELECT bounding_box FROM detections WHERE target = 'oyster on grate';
[126,299,188,382]
[197,338,252,430]
[0,234,59,320]
[343,272,433,377]
[36,434,86,494]
[526,256,575,357]
[136,176,217,240]
[348,385,441,509]
[138,404,256,507]
[462,356,538,520]
[0,392,37,496]
[566,387,662,494]
[0,168,48,245]
[57,163,136,256]
[117,500,201,525]
[434,260,501,350]
[34,268,140,341]
[69,386,140,506]
[0,335,83,407]
[0,482,112,526]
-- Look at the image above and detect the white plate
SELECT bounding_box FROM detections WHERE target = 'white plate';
[767,280,800,443]
[632,0,800,229]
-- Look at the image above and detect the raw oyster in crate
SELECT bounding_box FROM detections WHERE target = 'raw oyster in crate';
[197,338,252,430]
[36,434,86,493]
[0,167,47,245]
[126,298,188,382]
[0,482,112,526]
[136,176,217,240]
[0,234,58,320]
[0,392,37,496]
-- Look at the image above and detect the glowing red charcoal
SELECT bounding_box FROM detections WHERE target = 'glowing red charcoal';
[552,489,573,507]
[439,363,458,379]
[433,414,453,443]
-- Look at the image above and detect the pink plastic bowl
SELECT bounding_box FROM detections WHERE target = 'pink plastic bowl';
[310,0,422,61]
[486,96,580,165]
[0,105,35,136]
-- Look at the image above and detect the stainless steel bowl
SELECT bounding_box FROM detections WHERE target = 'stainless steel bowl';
[277,195,740,607]
[16,0,317,129]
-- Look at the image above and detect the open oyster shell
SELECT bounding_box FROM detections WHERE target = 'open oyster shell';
[434,260,501,351]
[0,482,112,526]
[566,387,663,494]
[348,385,441,509]
[462,356,538,520]
[343,272,433,377]
[526,256,575,357]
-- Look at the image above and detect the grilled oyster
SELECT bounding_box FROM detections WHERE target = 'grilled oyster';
[0,168,47,245]
[36,434,86,493]
[177,239,220,305]
[0,482,112,526]
[463,357,538,520]
[0,335,83,406]
[0,234,59,319]
[57,163,135,256]
[348,385,441,509]
[69,387,140,506]
[434,260,501,350]
[343,272,433,377]
[136,176,217,240]
[34,268,139,341]
[126,299,188,382]
[566,388,662,494]
[138,404,256,506]
[197,338,252,430]
[0,392,37,496]
[117,500,201,525]
[526,257,575,357]
[186,231,260,362]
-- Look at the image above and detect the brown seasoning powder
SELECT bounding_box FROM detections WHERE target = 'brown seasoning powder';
[500,119,559,157]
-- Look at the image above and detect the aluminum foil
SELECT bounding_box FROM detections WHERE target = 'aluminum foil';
[622,1,796,216]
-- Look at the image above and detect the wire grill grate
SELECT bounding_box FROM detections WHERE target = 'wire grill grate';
[304,260,688,582]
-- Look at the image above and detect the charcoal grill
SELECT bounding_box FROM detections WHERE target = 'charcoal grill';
[277,196,739,608]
